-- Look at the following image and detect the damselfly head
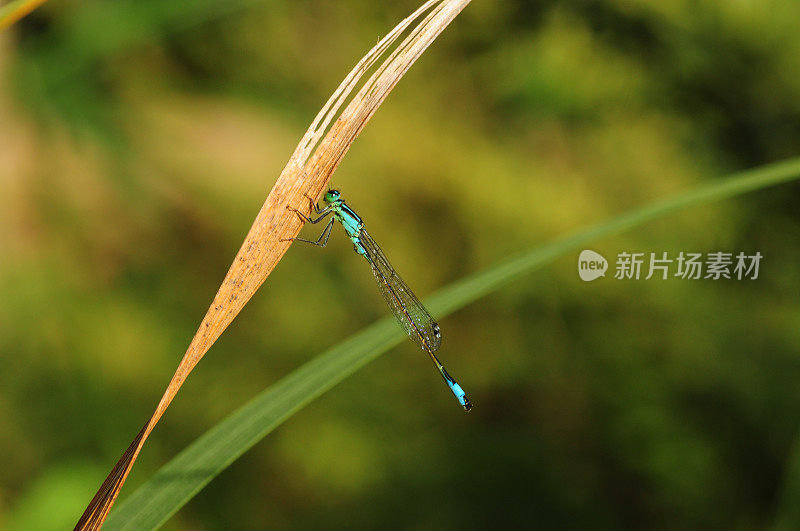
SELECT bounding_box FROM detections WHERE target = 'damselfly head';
[324,189,341,203]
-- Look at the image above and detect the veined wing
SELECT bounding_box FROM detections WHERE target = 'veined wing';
[359,229,442,352]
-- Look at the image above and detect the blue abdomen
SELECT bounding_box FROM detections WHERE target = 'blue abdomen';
[351,236,367,256]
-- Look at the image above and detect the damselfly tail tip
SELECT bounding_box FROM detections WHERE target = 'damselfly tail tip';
[448,381,472,412]
[461,396,473,412]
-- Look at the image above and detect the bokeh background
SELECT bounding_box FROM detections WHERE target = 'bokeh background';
[2,0,800,529]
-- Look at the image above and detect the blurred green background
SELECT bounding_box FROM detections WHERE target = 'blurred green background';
[2,0,800,529]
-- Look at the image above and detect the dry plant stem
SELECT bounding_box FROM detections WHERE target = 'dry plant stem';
[0,0,49,30]
[74,0,472,529]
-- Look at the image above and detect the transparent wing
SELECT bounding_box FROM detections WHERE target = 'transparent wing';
[359,229,442,352]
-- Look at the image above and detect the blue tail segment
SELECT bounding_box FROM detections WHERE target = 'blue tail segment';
[449,382,472,411]
[441,367,472,411]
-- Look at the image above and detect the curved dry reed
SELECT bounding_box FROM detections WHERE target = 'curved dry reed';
[0,0,49,30]
[74,1,472,528]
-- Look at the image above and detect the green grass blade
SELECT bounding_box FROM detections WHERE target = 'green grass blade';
[428,157,800,316]
[103,157,800,530]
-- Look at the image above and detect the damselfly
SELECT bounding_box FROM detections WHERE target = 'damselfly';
[284,189,472,411]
